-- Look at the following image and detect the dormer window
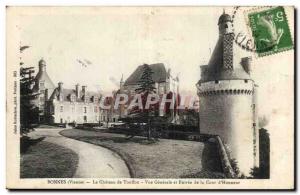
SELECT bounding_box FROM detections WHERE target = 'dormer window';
[84,95,89,103]
[93,96,98,103]
[39,81,45,88]
[70,94,76,102]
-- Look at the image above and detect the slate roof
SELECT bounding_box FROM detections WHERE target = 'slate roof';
[32,70,55,91]
[218,13,232,24]
[124,63,168,86]
[49,87,100,103]
[199,14,251,83]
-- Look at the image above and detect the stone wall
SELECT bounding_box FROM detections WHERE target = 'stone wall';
[198,79,257,175]
[51,101,101,124]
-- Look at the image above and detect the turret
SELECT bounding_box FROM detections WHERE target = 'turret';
[197,11,259,176]
[38,58,46,72]
[200,11,251,83]
[218,11,233,35]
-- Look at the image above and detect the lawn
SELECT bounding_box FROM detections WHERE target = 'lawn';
[20,140,79,178]
[60,129,220,178]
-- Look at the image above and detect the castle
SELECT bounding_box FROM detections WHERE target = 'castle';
[33,60,180,125]
[33,59,103,124]
[32,59,55,122]
[119,63,180,122]
[196,12,259,175]
[31,12,258,176]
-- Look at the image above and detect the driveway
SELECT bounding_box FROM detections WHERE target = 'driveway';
[28,128,131,178]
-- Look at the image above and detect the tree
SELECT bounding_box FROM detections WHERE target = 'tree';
[131,64,157,140]
[179,108,199,127]
[250,128,270,179]
[258,128,270,178]
[20,46,40,135]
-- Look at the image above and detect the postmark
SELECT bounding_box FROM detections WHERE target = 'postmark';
[247,6,293,57]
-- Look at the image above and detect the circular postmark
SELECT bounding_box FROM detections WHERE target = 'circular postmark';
[230,6,293,57]
[231,6,256,53]
[230,6,274,54]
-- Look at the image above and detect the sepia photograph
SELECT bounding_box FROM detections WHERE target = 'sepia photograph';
[6,5,295,189]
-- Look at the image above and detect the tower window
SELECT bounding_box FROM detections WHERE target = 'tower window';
[39,82,45,88]
[215,80,219,84]
[224,24,228,29]
[244,79,248,83]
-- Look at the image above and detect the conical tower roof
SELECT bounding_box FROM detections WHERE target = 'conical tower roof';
[32,59,55,91]
[200,13,251,83]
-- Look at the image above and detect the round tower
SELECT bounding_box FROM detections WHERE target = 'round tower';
[197,12,259,176]
[218,12,234,35]
[38,58,46,72]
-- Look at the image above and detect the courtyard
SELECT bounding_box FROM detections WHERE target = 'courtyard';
[21,127,224,179]
[60,128,206,178]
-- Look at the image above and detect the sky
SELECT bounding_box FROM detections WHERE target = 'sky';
[19,7,222,94]
[17,6,294,119]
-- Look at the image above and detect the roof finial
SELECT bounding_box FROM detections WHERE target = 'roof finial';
[223,8,225,14]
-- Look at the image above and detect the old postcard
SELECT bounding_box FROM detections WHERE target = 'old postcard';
[6,6,295,189]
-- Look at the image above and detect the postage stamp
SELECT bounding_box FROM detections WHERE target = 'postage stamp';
[6,6,295,190]
[247,6,293,57]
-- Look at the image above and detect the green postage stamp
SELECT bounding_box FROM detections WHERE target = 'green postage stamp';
[248,6,293,57]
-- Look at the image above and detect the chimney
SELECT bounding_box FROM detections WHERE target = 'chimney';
[38,58,46,72]
[167,68,171,77]
[82,86,87,95]
[75,84,80,98]
[241,57,252,75]
[120,74,124,91]
[58,82,63,93]
[45,89,48,101]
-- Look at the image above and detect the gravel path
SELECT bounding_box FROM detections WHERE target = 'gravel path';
[28,128,131,178]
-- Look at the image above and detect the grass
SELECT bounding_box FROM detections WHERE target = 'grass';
[37,124,63,129]
[20,141,79,178]
[60,129,209,178]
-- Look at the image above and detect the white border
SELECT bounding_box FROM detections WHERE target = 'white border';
[1,0,299,194]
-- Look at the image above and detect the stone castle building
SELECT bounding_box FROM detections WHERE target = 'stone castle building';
[46,83,102,124]
[33,58,103,124]
[32,59,55,122]
[119,63,180,122]
[196,13,259,175]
